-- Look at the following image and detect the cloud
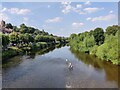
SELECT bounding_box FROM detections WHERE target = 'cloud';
[45,17,62,23]
[86,17,92,21]
[61,1,71,5]
[47,5,51,8]
[0,13,9,21]
[1,8,7,12]
[8,8,31,15]
[61,2,104,15]
[61,2,74,14]
[62,4,73,14]
[84,1,91,5]
[61,2,85,14]
[1,7,31,15]
[89,14,116,22]
[109,10,113,14]
[72,22,84,29]
[83,7,104,13]
[76,4,82,8]
[74,9,86,15]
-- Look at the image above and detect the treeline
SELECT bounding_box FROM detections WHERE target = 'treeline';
[1,22,69,60]
[69,25,120,65]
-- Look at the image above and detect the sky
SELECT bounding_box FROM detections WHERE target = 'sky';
[0,1,118,37]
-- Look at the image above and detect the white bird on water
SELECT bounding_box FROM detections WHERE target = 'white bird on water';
[66,84,72,88]
[66,59,68,62]
[68,62,73,70]
[65,59,73,70]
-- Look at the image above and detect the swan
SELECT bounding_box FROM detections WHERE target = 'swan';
[66,59,69,64]
[66,59,68,62]
[66,84,71,88]
[68,63,73,70]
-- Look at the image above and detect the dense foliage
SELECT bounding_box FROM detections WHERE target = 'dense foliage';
[1,22,68,60]
[69,25,120,65]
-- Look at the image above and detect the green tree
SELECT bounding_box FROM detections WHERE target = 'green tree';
[70,33,77,39]
[2,34,9,49]
[28,27,36,33]
[93,28,105,45]
[29,34,34,43]
[9,32,19,45]
[106,25,119,35]
[13,26,19,32]
[20,23,28,33]
[24,33,31,43]
[35,35,43,42]
[5,23,13,29]
[18,34,25,43]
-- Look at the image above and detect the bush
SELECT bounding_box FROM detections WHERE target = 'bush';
[96,43,109,61]
[96,33,119,65]
[90,45,98,55]
[2,47,23,60]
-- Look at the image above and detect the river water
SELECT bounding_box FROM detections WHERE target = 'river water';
[2,46,120,88]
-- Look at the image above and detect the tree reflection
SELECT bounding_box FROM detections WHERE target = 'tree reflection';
[70,47,120,87]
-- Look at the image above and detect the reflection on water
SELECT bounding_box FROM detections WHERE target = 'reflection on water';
[2,44,65,68]
[2,46,120,88]
[70,47,120,88]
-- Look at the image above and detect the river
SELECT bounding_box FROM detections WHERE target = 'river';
[2,46,120,88]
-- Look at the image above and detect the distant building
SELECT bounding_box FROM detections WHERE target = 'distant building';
[0,20,5,28]
[0,20,13,34]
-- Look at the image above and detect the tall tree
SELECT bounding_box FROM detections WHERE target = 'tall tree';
[6,23,13,29]
[20,23,28,33]
[106,25,119,36]
[13,26,19,32]
[2,34,9,49]
[93,28,105,45]
[9,32,19,45]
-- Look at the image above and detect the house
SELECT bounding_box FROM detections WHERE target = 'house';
[0,20,13,34]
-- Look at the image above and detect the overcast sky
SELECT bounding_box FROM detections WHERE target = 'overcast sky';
[1,2,118,37]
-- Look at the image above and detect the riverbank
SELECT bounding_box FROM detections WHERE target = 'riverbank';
[2,47,23,61]
[1,21,69,62]
[2,42,67,62]
[69,25,119,65]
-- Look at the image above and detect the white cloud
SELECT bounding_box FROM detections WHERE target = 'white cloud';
[0,13,9,21]
[86,17,92,21]
[109,10,113,14]
[9,8,31,15]
[84,1,91,5]
[61,2,103,15]
[62,4,73,14]
[61,2,85,14]
[47,5,51,8]
[74,9,86,15]
[72,22,84,29]
[1,8,7,12]
[45,17,62,23]
[61,1,71,5]
[84,7,104,13]
[1,7,31,15]
[90,14,116,22]
[76,4,82,8]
